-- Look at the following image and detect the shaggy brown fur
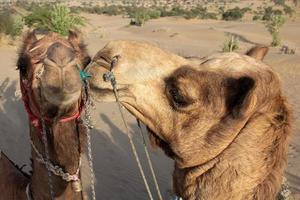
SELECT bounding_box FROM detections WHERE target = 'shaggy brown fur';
[0,151,29,200]
[88,41,292,200]
[0,31,90,200]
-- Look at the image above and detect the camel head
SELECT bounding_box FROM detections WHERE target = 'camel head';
[17,30,91,118]
[87,41,286,170]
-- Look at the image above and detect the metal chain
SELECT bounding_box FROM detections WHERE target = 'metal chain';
[277,178,293,200]
[82,80,96,200]
[137,120,163,200]
[30,140,81,182]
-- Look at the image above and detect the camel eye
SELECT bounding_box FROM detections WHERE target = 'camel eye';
[169,88,188,107]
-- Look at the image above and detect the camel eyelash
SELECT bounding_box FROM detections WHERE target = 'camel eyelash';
[168,87,189,108]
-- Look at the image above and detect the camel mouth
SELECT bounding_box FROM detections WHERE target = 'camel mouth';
[89,84,115,100]
[42,87,82,106]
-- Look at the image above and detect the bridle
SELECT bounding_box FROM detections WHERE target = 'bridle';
[20,43,93,200]
[20,58,85,139]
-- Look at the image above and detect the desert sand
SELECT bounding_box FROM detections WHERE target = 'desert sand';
[0,14,299,199]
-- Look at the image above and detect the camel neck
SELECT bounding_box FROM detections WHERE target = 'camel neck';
[174,111,289,200]
[29,119,84,200]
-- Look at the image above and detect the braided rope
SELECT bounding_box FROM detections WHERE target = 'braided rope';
[82,80,97,200]
[137,120,163,200]
[103,68,154,200]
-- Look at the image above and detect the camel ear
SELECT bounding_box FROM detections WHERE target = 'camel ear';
[68,30,82,49]
[17,30,37,77]
[23,30,37,52]
[246,45,269,61]
[68,30,91,67]
[225,76,255,118]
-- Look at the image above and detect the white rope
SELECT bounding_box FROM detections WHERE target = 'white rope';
[114,93,154,200]
[103,60,154,200]
[26,183,33,200]
[137,120,163,200]
[82,81,97,200]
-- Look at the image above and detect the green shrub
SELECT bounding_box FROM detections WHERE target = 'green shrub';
[294,0,300,6]
[130,10,150,26]
[128,7,163,26]
[0,11,24,38]
[264,14,285,46]
[262,7,282,21]
[100,5,125,16]
[253,15,261,20]
[182,6,218,20]
[25,5,85,36]
[283,5,294,17]
[274,0,285,6]
[147,9,161,19]
[222,7,245,21]
[222,34,239,52]
[168,6,187,16]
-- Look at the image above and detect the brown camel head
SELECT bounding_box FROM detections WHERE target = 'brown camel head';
[87,41,289,170]
[17,30,91,118]
[17,31,91,199]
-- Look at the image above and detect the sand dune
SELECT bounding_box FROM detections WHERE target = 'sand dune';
[0,15,299,199]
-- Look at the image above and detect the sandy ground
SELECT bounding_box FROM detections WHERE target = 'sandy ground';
[0,14,300,199]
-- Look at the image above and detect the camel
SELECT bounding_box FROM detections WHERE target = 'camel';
[0,30,91,200]
[87,41,292,200]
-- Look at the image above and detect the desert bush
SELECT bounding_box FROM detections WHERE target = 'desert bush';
[262,7,282,21]
[69,6,83,14]
[180,6,217,20]
[25,5,85,36]
[264,14,285,46]
[274,0,285,6]
[169,6,187,16]
[253,15,261,21]
[222,34,239,52]
[283,5,294,17]
[129,11,150,26]
[218,6,225,15]
[147,9,161,19]
[0,11,24,38]
[100,5,125,16]
[186,6,207,19]
[294,0,300,6]
[128,7,150,26]
[203,12,218,20]
[128,7,163,26]
[222,7,245,21]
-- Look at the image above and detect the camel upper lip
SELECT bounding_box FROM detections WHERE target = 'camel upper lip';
[92,56,111,71]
